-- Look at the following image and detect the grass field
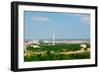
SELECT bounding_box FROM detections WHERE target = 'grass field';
[24,43,90,62]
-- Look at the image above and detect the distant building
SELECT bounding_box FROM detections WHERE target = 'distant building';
[33,39,40,44]
[24,41,33,46]
[43,39,90,44]
[31,45,40,48]
[80,44,87,48]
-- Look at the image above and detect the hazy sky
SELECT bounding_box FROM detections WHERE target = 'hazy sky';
[24,11,90,40]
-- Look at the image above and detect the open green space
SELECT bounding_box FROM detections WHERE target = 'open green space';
[24,43,90,62]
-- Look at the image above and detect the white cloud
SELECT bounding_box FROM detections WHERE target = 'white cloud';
[68,13,90,24]
[32,16,49,22]
[80,15,90,24]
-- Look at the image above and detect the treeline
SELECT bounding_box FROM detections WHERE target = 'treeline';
[26,44,83,52]
[24,43,90,62]
[24,51,90,62]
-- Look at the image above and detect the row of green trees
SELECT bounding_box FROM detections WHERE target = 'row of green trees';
[26,43,82,52]
[24,51,90,62]
[24,43,90,62]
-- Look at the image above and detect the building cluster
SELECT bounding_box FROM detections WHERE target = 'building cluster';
[24,33,90,47]
[24,39,90,47]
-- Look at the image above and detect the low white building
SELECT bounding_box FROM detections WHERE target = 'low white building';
[33,39,40,44]
[80,44,87,48]
[31,45,40,48]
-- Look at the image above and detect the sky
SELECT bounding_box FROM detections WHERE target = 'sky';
[24,11,90,40]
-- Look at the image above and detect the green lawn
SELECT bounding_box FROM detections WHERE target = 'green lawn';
[24,43,90,62]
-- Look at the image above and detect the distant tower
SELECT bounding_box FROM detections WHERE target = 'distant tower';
[53,32,55,45]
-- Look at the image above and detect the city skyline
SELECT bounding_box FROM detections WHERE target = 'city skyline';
[24,11,90,40]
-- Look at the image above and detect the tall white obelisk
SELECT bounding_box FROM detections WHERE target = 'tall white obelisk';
[53,32,55,45]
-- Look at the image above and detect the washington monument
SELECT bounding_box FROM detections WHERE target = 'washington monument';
[53,32,55,45]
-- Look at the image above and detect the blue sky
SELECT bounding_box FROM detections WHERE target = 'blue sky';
[24,11,90,40]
